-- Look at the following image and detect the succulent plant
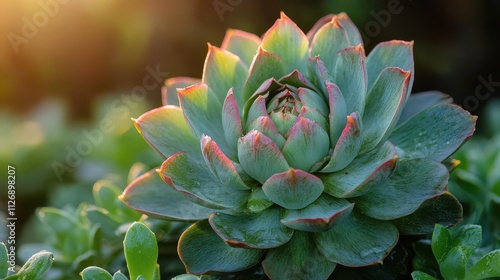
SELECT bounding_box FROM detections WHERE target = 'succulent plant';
[121,12,476,279]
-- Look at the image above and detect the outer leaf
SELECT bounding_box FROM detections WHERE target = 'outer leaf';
[262,168,324,210]
[221,29,261,67]
[0,243,8,278]
[80,266,113,280]
[161,77,201,106]
[209,207,293,249]
[389,104,477,162]
[124,222,158,280]
[320,141,397,198]
[179,83,235,160]
[280,195,354,232]
[366,40,414,93]
[112,271,129,280]
[178,220,263,275]
[392,192,463,235]
[8,251,53,280]
[202,44,247,104]
[158,152,249,209]
[121,169,213,220]
[397,91,453,125]
[440,246,466,280]
[281,117,330,172]
[431,224,453,263]
[310,16,350,74]
[133,106,201,161]
[222,91,243,155]
[411,271,438,280]
[333,45,367,115]
[361,67,410,153]
[306,14,334,41]
[466,250,500,280]
[326,82,347,146]
[314,212,399,267]
[321,112,362,172]
[261,12,309,74]
[262,231,336,279]
[336,13,363,46]
[237,131,290,184]
[352,158,449,220]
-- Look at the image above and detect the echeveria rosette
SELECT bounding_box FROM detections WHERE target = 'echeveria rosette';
[120,12,477,279]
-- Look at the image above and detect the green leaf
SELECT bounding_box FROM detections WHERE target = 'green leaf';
[389,104,477,162]
[392,192,463,235]
[352,158,449,220]
[361,67,410,153]
[411,271,438,280]
[319,141,397,198]
[322,112,363,172]
[297,87,329,116]
[431,224,453,263]
[221,29,261,67]
[314,212,399,267]
[92,180,122,215]
[440,246,466,280]
[121,169,214,220]
[261,12,309,75]
[124,222,158,280]
[310,16,350,75]
[178,220,263,274]
[133,106,201,161]
[262,168,324,210]
[83,205,122,240]
[80,266,113,280]
[222,91,243,157]
[452,225,482,258]
[171,275,201,280]
[336,13,363,46]
[209,207,293,249]
[466,250,500,280]
[246,116,286,150]
[162,77,201,106]
[281,117,330,172]
[247,187,274,213]
[112,271,128,280]
[202,44,247,104]
[262,231,336,279]
[334,45,367,116]
[7,251,53,280]
[237,130,290,184]
[0,243,8,278]
[158,152,249,209]
[280,195,354,232]
[366,40,414,93]
[326,82,347,146]
[397,91,453,125]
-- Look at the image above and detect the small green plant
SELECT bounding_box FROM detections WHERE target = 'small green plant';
[80,222,160,280]
[412,224,500,280]
[1,242,53,280]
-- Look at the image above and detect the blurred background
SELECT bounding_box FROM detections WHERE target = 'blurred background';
[1,0,499,249]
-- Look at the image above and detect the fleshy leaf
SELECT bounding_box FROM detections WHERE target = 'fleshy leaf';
[161,77,201,106]
[242,48,286,103]
[120,169,213,221]
[158,152,249,209]
[179,83,236,160]
[202,44,247,104]
[440,246,466,280]
[178,220,264,275]
[366,40,414,93]
[209,207,293,249]
[307,56,333,99]
[319,141,397,198]
[246,116,286,149]
[431,224,452,263]
[466,250,500,280]
[322,112,362,172]
[281,117,330,172]
[361,67,410,154]
[133,106,201,161]
[326,82,347,146]
[310,16,350,74]
[237,130,290,184]
[201,136,249,190]
[298,87,329,116]
[392,192,463,235]
[262,168,324,210]
[222,91,243,156]
[314,212,399,267]
[81,267,113,280]
[336,13,363,46]
[263,231,336,279]
[246,94,269,126]
[280,195,354,232]
[221,29,261,67]
[352,158,449,220]
[247,187,274,213]
[0,243,7,278]
[7,251,54,280]
[306,14,334,41]
[124,222,158,280]
[411,271,438,280]
[261,12,309,74]
[397,91,453,125]
[269,110,298,138]
[333,45,367,115]
[389,104,477,162]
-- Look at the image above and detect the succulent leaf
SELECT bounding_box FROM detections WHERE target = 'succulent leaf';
[397,91,453,125]
[162,77,201,106]
[336,13,364,46]
[247,187,274,213]
[221,29,262,68]
[178,220,264,275]
[222,91,243,154]
[326,82,347,146]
